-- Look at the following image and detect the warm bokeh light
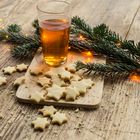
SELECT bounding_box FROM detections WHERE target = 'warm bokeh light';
[82,51,93,57]
[79,35,85,41]
[130,73,140,83]
[85,51,92,56]
[85,57,92,63]
[82,51,93,63]
[0,18,3,22]
[25,34,28,37]
[5,35,9,39]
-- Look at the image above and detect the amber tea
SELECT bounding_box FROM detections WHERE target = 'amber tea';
[40,19,70,66]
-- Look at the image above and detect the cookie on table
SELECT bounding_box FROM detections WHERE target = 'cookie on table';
[65,64,76,73]
[2,66,16,75]
[29,91,46,103]
[46,84,65,101]
[64,86,79,101]
[31,117,49,131]
[52,112,68,125]
[16,63,28,72]
[37,77,52,88]
[38,106,57,117]
[29,67,43,76]
[13,76,25,87]
[0,76,7,86]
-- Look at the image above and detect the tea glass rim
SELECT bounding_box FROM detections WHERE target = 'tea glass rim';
[36,0,70,15]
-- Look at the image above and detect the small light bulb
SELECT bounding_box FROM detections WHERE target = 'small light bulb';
[79,35,85,41]
[5,35,9,39]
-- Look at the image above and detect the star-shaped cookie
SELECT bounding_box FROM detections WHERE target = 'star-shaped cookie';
[14,76,25,87]
[29,91,46,103]
[71,74,82,82]
[37,77,52,88]
[65,64,76,73]
[51,76,67,87]
[46,84,65,101]
[71,81,87,95]
[81,79,94,89]
[44,71,55,78]
[3,66,16,75]
[64,86,79,101]
[0,76,7,86]
[52,112,68,125]
[38,106,57,117]
[31,117,49,131]
[16,63,28,72]
[30,67,43,76]
[58,69,72,82]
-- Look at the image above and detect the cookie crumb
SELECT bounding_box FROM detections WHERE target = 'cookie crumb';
[75,108,80,113]
[0,114,3,119]
[0,76,7,86]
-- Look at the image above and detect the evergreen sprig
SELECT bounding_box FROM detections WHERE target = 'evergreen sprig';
[76,61,136,77]
[0,16,139,78]
[71,16,140,60]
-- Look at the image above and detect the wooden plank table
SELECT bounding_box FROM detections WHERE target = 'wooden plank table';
[0,0,140,140]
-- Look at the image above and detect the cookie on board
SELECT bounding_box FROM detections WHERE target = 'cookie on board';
[3,66,16,75]
[58,69,72,82]
[29,67,43,76]
[81,79,94,89]
[71,81,87,95]
[38,106,57,117]
[71,74,82,82]
[37,77,52,88]
[51,76,68,87]
[52,112,68,125]
[44,71,55,78]
[31,117,49,131]
[64,86,79,101]
[65,64,76,73]
[29,91,46,103]
[16,63,28,72]
[0,76,7,86]
[13,76,25,87]
[46,84,65,101]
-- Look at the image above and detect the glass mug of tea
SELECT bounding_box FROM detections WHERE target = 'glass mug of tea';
[37,0,71,66]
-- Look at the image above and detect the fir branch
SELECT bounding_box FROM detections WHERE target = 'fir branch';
[72,16,140,59]
[0,28,39,45]
[70,39,140,67]
[71,16,94,40]
[32,19,40,35]
[121,40,140,59]
[76,61,136,77]
[11,43,39,58]
[7,24,21,33]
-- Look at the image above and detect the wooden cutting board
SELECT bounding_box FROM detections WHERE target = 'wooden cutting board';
[16,51,105,109]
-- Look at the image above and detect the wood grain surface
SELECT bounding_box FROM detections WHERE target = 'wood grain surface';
[0,0,140,140]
